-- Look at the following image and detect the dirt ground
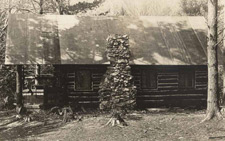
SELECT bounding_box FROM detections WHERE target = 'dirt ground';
[1,108,225,141]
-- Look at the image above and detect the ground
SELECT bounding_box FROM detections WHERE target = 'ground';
[1,108,225,141]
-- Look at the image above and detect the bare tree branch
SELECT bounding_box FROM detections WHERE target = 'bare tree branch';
[30,0,37,13]
[16,7,36,14]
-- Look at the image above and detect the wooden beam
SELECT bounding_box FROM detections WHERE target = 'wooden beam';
[16,65,23,107]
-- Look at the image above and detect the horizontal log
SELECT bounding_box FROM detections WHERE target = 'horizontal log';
[196,81,207,84]
[93,87,100,90]
[67,82,75,85]
[138,90,207,95]
[196,78,207,82]
[195,73,207,76]
[23,89,44,93]
[24,76,35,79]
[138,99,206,102]
[92,84,100,87]
[195,71,207,74]
[23,93,44,96]
[158,76,178,79]
[158,78,178,81]
[195,83,207,87]
[158,83,178,86]
[157,88,180,91]
[78,101,100,104]
[158,80,178,84]
[68,91,97,95]
[92,81,101,84]
[23,97,43,105]
[196,84,207,88]
[92,73,103,76]
[195,86,207,90]
[67,86,75,90]
[195,89,207,91]
[137,94,206,97]
[69,95,99,98]
[68,95,99,97]
[24,104,41,109]
[196,77,207,80]
[195,71,207,73]
[92,78,102,81]
[137,96,206,101]
[137,100,206,108]
[68,97,99,101]
[92,76,103,79]
[139,100,164,102]
[158,72,178,75]
[158,86,178,89]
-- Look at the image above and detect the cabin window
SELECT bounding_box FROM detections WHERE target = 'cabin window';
[75,70,92,91]
[179,71,195,88]
[142,70,157,89]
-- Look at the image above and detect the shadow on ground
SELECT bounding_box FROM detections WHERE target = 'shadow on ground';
[0,110,64,140]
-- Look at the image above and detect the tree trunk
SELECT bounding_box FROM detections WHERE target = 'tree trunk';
[39,0,44,14]
[203,0,222,121]
[222,0,225,106]
[16,65,23,107]
[56,0,64,15]
[222,52,225,105]
[36,0,43,86]
[34,64,40,85]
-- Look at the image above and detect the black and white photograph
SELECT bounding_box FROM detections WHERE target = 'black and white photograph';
[0,0,225,140]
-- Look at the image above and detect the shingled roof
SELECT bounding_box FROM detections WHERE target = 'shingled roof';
[6,14,219,65]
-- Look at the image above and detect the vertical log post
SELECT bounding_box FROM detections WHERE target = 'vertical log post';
[16,65,23,107]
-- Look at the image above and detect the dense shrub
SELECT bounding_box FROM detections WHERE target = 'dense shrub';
[0,65,16,109]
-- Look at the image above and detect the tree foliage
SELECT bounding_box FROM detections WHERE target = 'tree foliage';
[62,0,103,15]
[179,0,207,16]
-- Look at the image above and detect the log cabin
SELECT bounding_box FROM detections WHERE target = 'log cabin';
[5,14,223,108]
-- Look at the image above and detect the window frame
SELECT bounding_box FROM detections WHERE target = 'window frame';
[141,69,158,90]
[74,70,93,92]
[179,70,195,89]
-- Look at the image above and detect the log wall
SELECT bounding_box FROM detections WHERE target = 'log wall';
[61,65,207,108]
[61,65,106,107]
[132,66,207,108]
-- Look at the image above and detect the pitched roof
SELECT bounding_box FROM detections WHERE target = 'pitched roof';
[5,14,218,65]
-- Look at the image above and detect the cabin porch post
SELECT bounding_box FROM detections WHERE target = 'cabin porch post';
[16,65,23,107]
